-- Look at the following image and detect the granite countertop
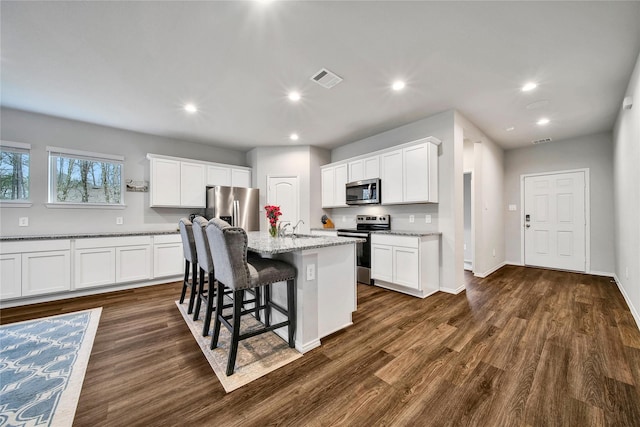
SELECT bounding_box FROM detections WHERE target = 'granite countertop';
[0,230,180,242]
[372,230,442,237]
[247,232,365,255]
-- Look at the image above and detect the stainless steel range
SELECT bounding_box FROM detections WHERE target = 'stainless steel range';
[337,214,390,284]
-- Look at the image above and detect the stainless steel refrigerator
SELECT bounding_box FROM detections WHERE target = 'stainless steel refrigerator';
[205,186,260,231]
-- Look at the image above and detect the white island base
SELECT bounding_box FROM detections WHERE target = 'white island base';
[254,243,357,354]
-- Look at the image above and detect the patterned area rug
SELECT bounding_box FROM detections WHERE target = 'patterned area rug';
[176,300,301,393]
[0,308,101,427]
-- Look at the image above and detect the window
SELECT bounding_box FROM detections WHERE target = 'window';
[0,141,30,202]
[48,146,124,206]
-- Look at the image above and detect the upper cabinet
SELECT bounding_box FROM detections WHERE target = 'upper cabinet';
[323,137,440,207]
[321,163,348,208]
[348,155,380,182]
[148,154,251,208]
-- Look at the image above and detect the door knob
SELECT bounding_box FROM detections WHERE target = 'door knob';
[525,224,531,228]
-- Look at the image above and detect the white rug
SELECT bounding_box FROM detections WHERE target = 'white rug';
[176,301,302,393]
[0,307,102,427]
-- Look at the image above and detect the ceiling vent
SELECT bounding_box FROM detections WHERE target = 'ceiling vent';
[531,137,552,145]
[310,68,343,89]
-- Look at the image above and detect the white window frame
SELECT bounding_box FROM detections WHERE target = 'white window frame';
[47,146,126,209]
[0,140,32,207]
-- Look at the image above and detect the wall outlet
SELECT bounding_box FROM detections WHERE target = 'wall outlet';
[306,264,316,281]
[492,248,496,257]
[18,217,29,227]
[409,215,415,223]
[508,204,517,211]
[425,215,432,224]
[342,216,346,222]
[464,243,467,250]
[116,217,123,225]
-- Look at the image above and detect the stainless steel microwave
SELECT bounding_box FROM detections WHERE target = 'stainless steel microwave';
[346,178,380,205]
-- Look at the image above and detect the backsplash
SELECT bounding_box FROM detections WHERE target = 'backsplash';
[328,204,439,231]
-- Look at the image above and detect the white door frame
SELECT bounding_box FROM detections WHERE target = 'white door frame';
[463,171,474,273]
[519,168,590,272]
[266,174,300,227]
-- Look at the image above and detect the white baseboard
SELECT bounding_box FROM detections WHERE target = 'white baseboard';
[474,262,506,278]
[589,270,615,278]
[439,284,465,295]
[612,274,640,332]
[504,261,524,266]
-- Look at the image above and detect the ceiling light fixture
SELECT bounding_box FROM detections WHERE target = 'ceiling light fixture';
[392,80,406,91]
[537,118,550,126]
[505,126,515,132]
[522,82,538,92]
[288,91,301,102]
[290,133,299,141]
[184,103,197,113]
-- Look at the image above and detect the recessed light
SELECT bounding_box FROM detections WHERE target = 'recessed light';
[537,118,550,126]
[290,133,299,141]
[184,103,197,113]
[392,80,406,91]
[288,91,301,102]
[522,82,537,92]
[505,126,515,132]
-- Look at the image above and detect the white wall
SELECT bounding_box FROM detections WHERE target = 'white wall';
[330,110,464,293]
[503,132,615,274]
[613,51,640,327]
[0,108,247,235]
[247,145,330,232]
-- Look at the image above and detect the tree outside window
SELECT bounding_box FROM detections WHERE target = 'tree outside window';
[0,145,30,201]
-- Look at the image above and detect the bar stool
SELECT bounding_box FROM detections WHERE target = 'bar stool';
[206,218,297,376]
[191,216,217,336]
[178,218,198,314]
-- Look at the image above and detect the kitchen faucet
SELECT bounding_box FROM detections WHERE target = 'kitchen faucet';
[292,220,305,236]
[278,222,290,238]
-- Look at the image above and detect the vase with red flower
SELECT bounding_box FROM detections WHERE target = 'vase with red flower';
[264,205,282,238]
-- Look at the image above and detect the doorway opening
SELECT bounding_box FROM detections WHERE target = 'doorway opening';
[464,172,473,271]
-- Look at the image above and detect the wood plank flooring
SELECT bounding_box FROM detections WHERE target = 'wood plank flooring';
[2,265,640,426]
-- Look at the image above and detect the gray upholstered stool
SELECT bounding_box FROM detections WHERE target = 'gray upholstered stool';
[178,218,198,314]
[206,218,297,376]
[191,216,218,335]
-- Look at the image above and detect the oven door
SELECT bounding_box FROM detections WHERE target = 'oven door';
[337,231,372,284]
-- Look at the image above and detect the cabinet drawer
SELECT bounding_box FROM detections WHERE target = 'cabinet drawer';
[76,236,152,249]
[371,234,419,248]
[1,239,70,254]
[153,234,181,244]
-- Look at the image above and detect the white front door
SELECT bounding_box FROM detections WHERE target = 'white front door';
[524,171,586,272]
[267,176,299,228]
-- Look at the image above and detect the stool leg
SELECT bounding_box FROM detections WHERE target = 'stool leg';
[226,289,243,376]
[187,263,198,314]
[202,272,215,337]
[193,268,205,321]
[287,279,296,348]
[179,260,189,304]
[255,287,261,322]
[211,281,225,350]
[264,284,271,327]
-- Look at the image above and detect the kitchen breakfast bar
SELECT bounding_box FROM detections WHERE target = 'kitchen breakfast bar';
[246,232,365,353]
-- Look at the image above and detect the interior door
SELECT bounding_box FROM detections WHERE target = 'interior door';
[524,171,586,272]
[267,176,299,229]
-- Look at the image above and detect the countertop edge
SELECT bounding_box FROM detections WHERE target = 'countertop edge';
[0,231,180,241]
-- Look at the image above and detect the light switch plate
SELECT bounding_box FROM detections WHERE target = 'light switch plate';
[508,204,517,211]
[425,215,432,224]
[19,217,29,227]
[116,217,123,225]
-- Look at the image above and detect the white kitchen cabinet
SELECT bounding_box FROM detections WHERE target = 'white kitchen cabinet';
[150,157,181,207]
[0,254,22,299]
[403,142,439,203]
[231,168,251,188]
[348,155,380,182]
[207,165,232,187]
[381,149,403,204]
[153,235,184,278]
[22,250,71,297]
[321,164,348,208]
[371,233,440,298]
[116,245,152,283]
[180,162,206,207]
[74,247,116,289]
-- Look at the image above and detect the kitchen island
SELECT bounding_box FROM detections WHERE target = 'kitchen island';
[246,232,364,353]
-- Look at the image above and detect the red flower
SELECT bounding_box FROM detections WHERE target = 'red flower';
[264,205,282,227]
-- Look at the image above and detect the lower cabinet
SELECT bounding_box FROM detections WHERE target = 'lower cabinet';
[75,247,116,289]
[0,254,22,299]
[371,234,440,298]
[153,235,184,278]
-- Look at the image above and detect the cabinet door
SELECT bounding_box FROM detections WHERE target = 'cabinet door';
[153,243,183,278]
[363,156,380,180]
[207,165,231,187]
[371,244,393,282]
[0,254,22,299]
[334,164,348,207]
[180,162,206,207]
[393,247,420,289]
[321,167,335,208]
[75,248,116,289]
[403,143,430,203]
[348,160,364,182]
[381,150,403,204]
[150,158,181,207]
[22,251,71,296]
[231,168,251,188]
[116,245,152,283]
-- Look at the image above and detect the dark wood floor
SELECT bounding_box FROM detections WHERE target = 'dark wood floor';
[2,265,640,426]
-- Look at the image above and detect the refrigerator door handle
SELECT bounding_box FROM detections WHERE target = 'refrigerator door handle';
[233,200,239,227]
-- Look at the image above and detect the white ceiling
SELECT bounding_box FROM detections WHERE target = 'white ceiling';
[2,1,639,151]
